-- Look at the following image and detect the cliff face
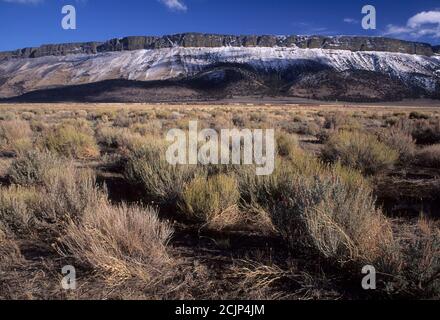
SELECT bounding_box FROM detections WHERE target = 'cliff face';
[1,34,439,103]
[0,33,437,60]
[1,45,439,102]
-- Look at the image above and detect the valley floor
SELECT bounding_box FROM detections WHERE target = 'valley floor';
[0,102,439,300]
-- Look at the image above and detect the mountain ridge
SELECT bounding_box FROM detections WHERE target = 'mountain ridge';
[1,34,440,103]
[1,33,439,61]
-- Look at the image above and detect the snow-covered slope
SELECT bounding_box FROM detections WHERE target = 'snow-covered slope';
[1,46,440,100]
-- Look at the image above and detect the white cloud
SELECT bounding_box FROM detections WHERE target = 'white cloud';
[343,18,358,24]
[159,0,187,12]
[408,11,440,28]
[384,10,440,39]
[385,24,412,34]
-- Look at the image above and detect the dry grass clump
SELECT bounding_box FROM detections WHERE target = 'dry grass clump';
[2,146,176,292]
[238,154,397,268]
[301,121,320,136]
[377,127,416,163]
[0,185,39,236]
[276,133,299,158]
[415,144,440,168]
[62,200,173,283]
[39,165,101,232]
[75,110,88,118]
[0,158,12,179]
[237,149,327,210]
[409,111,430,120]
[8,150,63,186]
[179,174,240,226]
[20,112,35,121]
[125,142,270,230]
[113,110,135,127]
[323,112,361,131]
[96,126,148,152]
[232,115,246,128]
[398,118,440,145]
[29,119,49,133]
[125,143,200,206]
[113,109,159,126]
[62,118,95,135]
[281,113,321,136]
[297,176,396,265]
[41,123,99,158]
[0,120,33,155]
[2,156,100,240]
[236,160,287,210]
[322,130,398,175]
[231,260,332,300]
[249,112,268,123]
[284,174,394,265]
[231,261,291,299]
[391,217,440,298]
[96,126,126,147]
[130,121,163,136]
[0,111,17,121]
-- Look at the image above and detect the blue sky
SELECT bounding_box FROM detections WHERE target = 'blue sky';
[1,0,440,51]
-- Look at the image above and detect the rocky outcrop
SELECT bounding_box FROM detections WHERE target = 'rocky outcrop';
[0,42,101,60]
[0,33,437,60]
[1,44,439,102]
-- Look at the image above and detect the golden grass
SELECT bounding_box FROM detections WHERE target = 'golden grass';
[125,142,201,206]
[179,174,240,226]
[0,103,439,299]
[377,127,416,163]
[276,133,299,158]
[0,185,39,236]
[0,120,33,155]
[322,130,399,175]
[41,123,99,159]
[61,200,173,283]
[8,150,63,186]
